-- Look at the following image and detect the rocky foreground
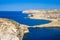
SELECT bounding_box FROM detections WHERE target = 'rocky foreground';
[23,9,60,27]
[0,18,29,40]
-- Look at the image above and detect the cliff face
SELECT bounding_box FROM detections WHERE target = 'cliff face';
[0,18,29,40]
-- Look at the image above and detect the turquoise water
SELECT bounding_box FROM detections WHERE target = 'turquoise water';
[0,11,60,40]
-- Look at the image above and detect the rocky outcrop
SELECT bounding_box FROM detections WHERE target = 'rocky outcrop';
[0,18,29,40]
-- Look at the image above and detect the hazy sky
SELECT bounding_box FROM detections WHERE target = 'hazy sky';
[0,0,60,11]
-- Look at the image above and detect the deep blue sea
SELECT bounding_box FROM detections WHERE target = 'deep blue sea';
[0,11,60,40]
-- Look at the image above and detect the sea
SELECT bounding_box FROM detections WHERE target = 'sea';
[0,11,60,40]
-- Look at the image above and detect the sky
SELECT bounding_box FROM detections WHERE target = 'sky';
[0,0,60,11]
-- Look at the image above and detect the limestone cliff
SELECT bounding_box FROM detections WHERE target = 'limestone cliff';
[0,18,29,40]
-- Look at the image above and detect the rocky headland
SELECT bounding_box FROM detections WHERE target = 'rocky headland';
[0,18,29,40]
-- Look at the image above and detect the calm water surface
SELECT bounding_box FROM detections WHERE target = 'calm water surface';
[23,28,60,40]
[0,11,60,40]
[0,11,51,26]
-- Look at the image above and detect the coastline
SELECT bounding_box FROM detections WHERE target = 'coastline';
[22,9,60,28]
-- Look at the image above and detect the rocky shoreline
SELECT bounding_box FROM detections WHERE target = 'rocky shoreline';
[0,18,29,40]
[23,9,60,27]
[0,9,60,40]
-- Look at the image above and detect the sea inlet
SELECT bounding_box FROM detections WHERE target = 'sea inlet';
[0,11,60,40]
